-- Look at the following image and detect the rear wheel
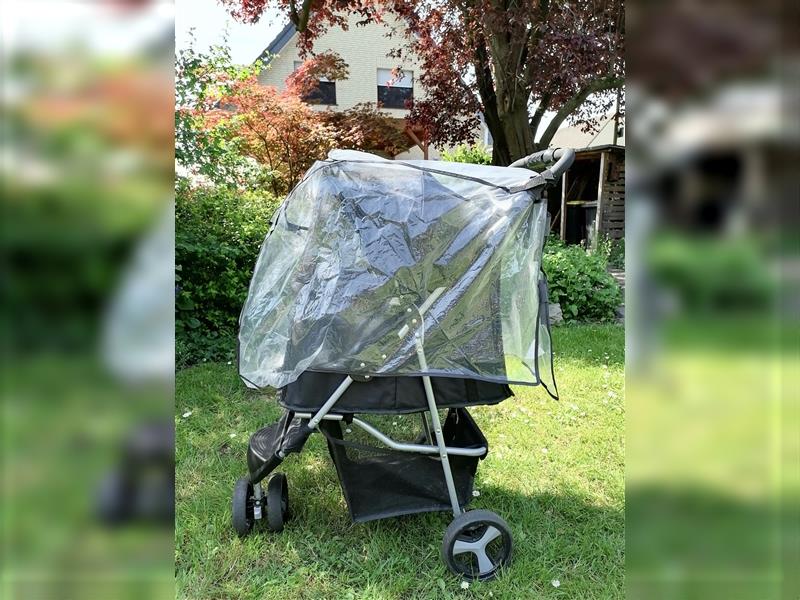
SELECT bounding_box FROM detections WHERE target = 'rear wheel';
[266,473,289,532]
[232,478,255,537]
[442,510,513,581]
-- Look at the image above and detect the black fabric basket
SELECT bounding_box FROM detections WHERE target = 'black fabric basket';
[319,408,487,523]
[281,371,513,414]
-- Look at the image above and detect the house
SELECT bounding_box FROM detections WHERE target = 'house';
[255,15,486,160]
[547,114,625,246]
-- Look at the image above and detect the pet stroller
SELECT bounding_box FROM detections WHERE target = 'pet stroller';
[232,148,573,581]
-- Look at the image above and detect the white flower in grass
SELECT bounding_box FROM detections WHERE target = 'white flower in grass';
[392,421,397,426]
[460,581,470,590]
[182,411,192,418]
[229,433,237,438]
[227,361,232,365]
[551,579,561,588]
[608,391,617,398]
[472,489,480,497]
[541,447,549,454]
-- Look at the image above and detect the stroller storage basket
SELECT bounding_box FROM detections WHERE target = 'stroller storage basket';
[320,408,487,523]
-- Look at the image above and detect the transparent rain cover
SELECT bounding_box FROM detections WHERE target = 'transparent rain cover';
[238,150,557,397]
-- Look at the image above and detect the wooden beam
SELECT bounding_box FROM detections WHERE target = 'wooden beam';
[405,126,429,160]
[594,151,608,248]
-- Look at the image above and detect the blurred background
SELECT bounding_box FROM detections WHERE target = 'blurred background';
[2,0,798,598]
[2,1,175,598]
[626,0,798,598]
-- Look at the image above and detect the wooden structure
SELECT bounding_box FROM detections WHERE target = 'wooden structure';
[552,145,624,246]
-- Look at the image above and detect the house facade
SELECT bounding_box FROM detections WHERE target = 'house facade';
[256,15,483,160]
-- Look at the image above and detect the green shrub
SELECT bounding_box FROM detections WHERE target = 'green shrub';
[647,235,775,312]
[176,178,281,366]
[440,144,492,165]
[543,240,622,322]
[597,235,625,270]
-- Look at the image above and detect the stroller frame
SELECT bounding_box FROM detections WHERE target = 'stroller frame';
[231,148,576,581]
[294,286,476,518]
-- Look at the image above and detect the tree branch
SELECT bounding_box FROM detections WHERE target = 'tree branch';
[529,93,551,139]
[536,76,623,148]
[288,0,315,32]
[522,0,550,86]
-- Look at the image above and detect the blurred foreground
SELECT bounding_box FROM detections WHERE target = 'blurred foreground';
[626,0,798,598]
[2,1,175,598]
[2,0,799,598]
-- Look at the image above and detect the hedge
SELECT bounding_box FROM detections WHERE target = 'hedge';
[176,179,281,366]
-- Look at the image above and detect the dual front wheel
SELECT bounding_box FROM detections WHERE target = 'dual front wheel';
[231,473,289,537]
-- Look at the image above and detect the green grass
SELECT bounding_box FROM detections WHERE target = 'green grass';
[175,324,624,599]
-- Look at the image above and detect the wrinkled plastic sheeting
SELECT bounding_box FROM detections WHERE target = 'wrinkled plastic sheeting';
[238,151,557,397]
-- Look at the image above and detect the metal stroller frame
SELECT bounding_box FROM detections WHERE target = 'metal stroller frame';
[232,149,575,581]
[296,286,476,518]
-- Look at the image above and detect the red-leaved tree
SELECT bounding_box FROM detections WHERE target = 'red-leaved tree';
[220,0,624,165]
[205,78,336,194]
[203,73,414,194]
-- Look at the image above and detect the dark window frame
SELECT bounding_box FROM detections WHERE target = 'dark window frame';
[377,85,413,109]
[303,80,337,106]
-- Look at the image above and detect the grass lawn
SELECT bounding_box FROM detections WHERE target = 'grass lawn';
[175,324,624,600]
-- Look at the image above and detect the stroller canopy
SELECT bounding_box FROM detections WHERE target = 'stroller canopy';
[239,150,556,396]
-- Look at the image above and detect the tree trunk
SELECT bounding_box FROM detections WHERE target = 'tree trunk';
[484,32,535,164]
[497,104,536,165]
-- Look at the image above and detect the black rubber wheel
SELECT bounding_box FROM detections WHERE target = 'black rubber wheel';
[232,478,255,537]
[442,509,513,581]
[96,471,131,524]
[266,473,289,532]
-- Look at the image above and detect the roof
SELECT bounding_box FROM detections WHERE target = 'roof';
[255,22,296,64]
[549,114,625,149]
[572,144,625,155]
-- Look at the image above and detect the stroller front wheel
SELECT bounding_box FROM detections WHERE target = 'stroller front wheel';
[266,473,289,532]
[442,509,513,581]
[232,478,255,537]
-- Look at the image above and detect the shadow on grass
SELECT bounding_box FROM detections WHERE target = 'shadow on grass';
[179,465,624,599]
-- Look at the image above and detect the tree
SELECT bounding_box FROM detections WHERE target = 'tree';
[176,36,267,187]
[220,0,624,165]
[177,38,412,194]
[204,78,337,195]
[321,103,414,158]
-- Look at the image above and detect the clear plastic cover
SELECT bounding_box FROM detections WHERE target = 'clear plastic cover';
[238,151,556,397]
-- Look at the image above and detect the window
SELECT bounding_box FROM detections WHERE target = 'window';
[377,68,413,109]
[304,81,336,105]
[293,61,337,105]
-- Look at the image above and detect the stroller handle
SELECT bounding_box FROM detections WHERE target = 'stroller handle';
[509,147,575,182]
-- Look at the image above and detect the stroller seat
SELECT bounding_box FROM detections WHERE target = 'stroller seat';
[280,370,513,415]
